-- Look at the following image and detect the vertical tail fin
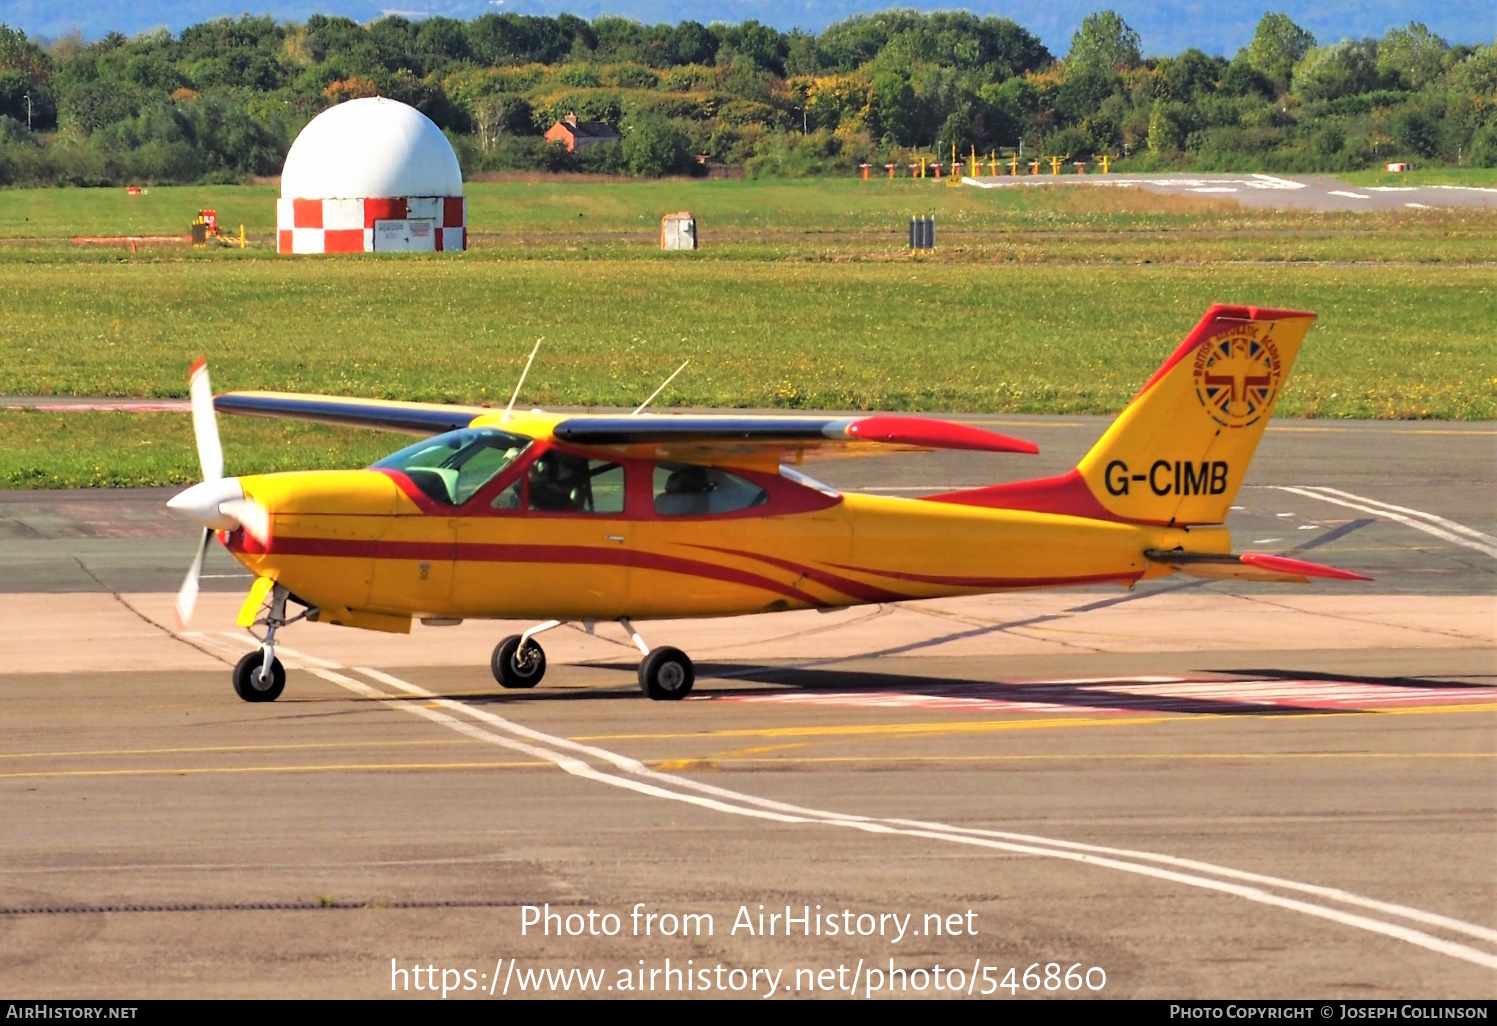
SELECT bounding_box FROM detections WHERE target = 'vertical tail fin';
[926,305,1316,526]
[1076,304,1315,525]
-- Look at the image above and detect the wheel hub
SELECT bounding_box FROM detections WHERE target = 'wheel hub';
[657,662,685,690]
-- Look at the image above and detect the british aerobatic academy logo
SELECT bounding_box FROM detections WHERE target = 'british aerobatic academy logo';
[1192,328,1282,429]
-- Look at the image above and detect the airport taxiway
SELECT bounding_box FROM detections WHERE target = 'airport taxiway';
[0,417,1492,998]
[965,172,1497,211]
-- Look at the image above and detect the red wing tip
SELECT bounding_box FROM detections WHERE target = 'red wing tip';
[188,356,208,376]
[847,415,1039,455]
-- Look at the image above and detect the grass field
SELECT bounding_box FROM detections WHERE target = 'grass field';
[0,177,1493,487]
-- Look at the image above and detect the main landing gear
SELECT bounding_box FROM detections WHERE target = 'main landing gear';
[489,618,695,700]
[233,582,313,703]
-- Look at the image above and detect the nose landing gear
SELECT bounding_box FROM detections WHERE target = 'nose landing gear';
[233,581,313,703]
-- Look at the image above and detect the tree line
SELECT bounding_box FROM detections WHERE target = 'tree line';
[0,8,1493,185]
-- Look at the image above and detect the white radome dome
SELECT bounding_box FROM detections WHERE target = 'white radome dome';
[280,97,463,200]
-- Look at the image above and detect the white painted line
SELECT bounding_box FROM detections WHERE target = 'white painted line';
[1189,187,1238,193]
[1308,487,1497,546]
[309,666,810,824]
[1250,174,1306,190]
[1275,486,1497,560]
[289,657,1497,971]
[1406,203,1431,209]
[883,819,1497,946]
[1328,190,1370,199]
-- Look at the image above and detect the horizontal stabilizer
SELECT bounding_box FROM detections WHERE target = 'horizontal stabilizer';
[1144,549,1372,584]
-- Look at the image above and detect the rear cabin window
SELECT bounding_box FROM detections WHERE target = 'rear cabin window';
[527,451,625,514]
[653,463,768,516]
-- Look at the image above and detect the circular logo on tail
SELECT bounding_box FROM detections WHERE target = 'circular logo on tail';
[1193,330,1282,428]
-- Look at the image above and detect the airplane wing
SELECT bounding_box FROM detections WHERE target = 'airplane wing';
[214,393,1041,464]
[1145,549,1372,583]
[215,392,489,435]
[548,414,1040,465]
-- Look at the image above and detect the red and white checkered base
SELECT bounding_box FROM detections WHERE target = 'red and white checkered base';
[276,196,466,254]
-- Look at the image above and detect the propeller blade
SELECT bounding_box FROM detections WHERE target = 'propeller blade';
[219,497,270,546]
[189,357,223,483]
[174,527,210,629]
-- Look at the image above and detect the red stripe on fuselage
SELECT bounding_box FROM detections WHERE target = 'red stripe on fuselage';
[684,544,911,603]
[255,535,824,606]
[826,561,1141,590]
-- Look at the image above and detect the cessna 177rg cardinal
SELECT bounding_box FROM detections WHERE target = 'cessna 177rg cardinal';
[166,304,1368,703]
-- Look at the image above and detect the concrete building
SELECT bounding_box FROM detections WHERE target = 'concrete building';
[276,97,466,254]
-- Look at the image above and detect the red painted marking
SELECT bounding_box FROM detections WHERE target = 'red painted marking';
[370,468,443,513]
[685,545,910,603]
[28,401,189,413]
[188,356,207,378]
[826,559,1139,591]
[1241,553,1372,581]
[277,229,292,254]
[1134,304,1316,400]
[922,468,1122,520]
[291,198,322,229]
[845,415,1039,455]
[443,197,465,228]
[703,676,1492,715]
[363,198,408,227]
[243,535,824,606]
[323,229,365,253]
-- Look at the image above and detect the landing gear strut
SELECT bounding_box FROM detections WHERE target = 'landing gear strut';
[234,582,313,703]
[488,618,695,700]
[623,618,695,701]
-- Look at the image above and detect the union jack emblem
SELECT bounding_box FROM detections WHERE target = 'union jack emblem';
[1193,331,1281,428]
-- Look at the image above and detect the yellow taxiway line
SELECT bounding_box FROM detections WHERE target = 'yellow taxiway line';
[573,701,1497,745]
[0,760,547,780]
[651,751,1497,771]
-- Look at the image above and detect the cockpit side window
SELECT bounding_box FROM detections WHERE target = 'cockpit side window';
[653,463,769,516]
[372,427,530,506]
[527,451,625,514]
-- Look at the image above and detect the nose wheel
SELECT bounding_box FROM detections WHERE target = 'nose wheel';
[233,650,285,702]
[231,581,310,703]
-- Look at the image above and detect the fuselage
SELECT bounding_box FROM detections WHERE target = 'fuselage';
[220,443,1228,630]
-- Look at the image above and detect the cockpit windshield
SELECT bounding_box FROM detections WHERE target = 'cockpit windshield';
[371,427,530,506]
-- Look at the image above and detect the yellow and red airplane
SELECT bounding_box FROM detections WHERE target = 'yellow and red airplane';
[167,304,1368,703]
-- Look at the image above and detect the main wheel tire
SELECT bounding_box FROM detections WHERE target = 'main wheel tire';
[639,646,694,701]
[232,650,285,703]
[492,635,546,689]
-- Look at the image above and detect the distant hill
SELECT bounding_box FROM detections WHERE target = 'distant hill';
[10,0,1496,55]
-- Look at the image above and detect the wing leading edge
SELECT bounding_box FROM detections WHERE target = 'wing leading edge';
[214,393,1042,463]
[215,392,489,436]
[549,414,1039,464]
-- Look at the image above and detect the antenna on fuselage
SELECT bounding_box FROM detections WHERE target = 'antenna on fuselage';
[502,338,543,423]
[631,360,689,416]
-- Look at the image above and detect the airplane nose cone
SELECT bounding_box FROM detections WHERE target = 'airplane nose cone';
[166,477,245,531]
